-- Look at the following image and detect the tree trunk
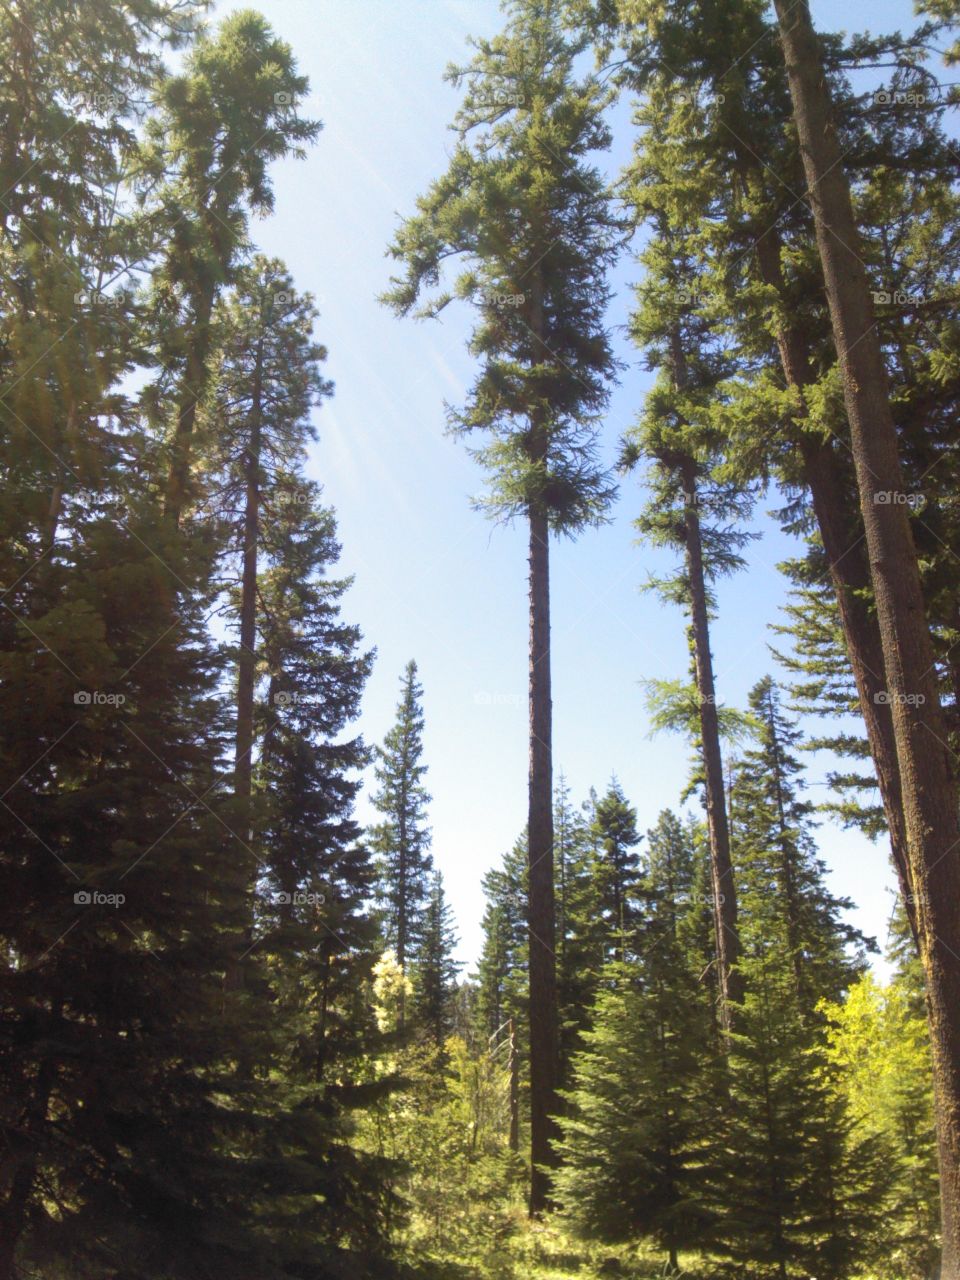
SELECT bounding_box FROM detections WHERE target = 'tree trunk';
[773,4,960,1270]
[677,454,743,1026]
[509,1016,520,1154]
[234,334,264,835]
[764,686,805,996]
[527,499,558,1215]
[227,333,264,995]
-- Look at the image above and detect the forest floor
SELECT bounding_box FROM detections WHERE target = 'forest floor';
[410,1214,699,1279]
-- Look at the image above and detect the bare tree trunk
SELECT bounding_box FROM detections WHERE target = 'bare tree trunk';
[773,4,960,1269]
[509,1016,520,1154]
[527,499,558,1215]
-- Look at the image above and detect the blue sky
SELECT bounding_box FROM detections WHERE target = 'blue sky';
[209,0,930,968]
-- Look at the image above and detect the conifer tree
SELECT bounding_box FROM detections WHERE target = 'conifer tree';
[369,660,433,1024]
[556,810,719,1272]
[200,257,332,961]
[475,836,528,1044]
[415,871,462,1049]
[731,677,872,1008]
[143,11,318,524]
[383,1,620,1208]
[717,678,886,1277]
[248,484,394,1270]
[587,778,641,963]
[554,779,600,1087]
[623,205,754,1028]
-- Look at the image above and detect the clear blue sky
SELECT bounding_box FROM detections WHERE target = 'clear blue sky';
[209,0,931,969]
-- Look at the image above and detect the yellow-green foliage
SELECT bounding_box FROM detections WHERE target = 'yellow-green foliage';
[820,973,940,1279]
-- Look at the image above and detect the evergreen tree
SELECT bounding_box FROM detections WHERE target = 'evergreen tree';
[716,680,886,1277]
[556,810,719,1273]
[249,485,395,1271]
[369,660,433,1023]
[143,11,318,524]
[415,871,462,1049]
[383,1,621,1208]
[730,677,873,1008]
[199,257,332,969]
[555,779,600,1087]
[587,778,641,963]
[475,836,528,1044]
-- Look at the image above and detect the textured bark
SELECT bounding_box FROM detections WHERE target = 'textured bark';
[527,500,558,1215]
[773,3,960,1269]
[677,453,743,1026]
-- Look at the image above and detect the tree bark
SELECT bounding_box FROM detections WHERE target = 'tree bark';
[773,4,960,1270]
[527,499,558,1215]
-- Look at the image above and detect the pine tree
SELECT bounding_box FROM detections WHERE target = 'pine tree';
[556,810,720,1272]
[554,778,600,1087]
[475,836,528,1044]
[142,11,318,524]
[383,1,621,1209]
[715,678,887,1277]
[415,871,462,1049]
[369,660,433,1025]
[587,778,641,963]
[623,202,755,1028]
[730,677,873,1008]
[248,484,395,1271]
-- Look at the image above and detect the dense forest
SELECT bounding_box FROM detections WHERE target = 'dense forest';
[1,0,959,1276]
